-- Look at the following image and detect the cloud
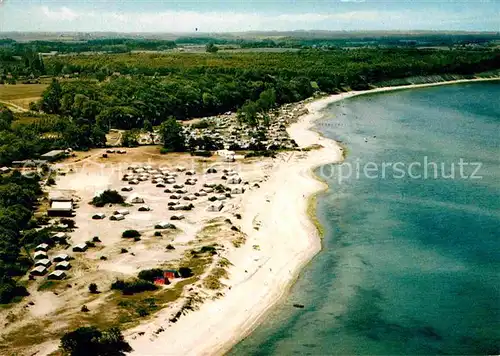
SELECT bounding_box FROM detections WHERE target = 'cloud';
[4,5,497,32]
[41,6,79,21]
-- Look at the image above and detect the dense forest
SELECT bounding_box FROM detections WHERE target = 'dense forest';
[0,168,44,304]
[32,48,500,127]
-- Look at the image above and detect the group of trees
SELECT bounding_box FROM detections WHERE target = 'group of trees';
[0,171,43,304]
[0,104,105,166]
[35,49,499,123]
[60,326,131,356]
[26,47,498,153]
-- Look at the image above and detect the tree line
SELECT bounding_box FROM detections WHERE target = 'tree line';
[30,48,499,132]
[0,169,44,304]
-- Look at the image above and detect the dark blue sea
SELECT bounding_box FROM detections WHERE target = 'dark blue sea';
[230,82,500,355]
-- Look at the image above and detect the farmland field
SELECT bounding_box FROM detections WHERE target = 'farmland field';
[0,83,47,109]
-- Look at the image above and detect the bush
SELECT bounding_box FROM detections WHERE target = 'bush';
[191,120,210,129]
[138,268,164,282]
[154,231,162,237]
[91,190,124,207]
[122,230,140,238]
[0,282,29,304]
[190,150,211,157]
[166,244,175,250]
[60,218,76,228]
[245,150,276,158]
[89,283,98,294]
[208,196,217,202]
[60,326,132,356]
[200,245,217,255]
[136,306,149,317]
[120,248,128,254]
[111,279,158,295]
[178,267,193,278]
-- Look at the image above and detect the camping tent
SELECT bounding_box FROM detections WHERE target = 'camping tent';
[126,194,145,204]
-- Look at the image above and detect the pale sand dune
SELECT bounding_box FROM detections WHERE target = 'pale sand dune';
[127,77,500,356]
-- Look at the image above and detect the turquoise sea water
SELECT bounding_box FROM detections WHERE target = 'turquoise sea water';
[230,82,500,355]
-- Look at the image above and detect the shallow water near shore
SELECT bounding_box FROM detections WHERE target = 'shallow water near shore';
[230,82,500,355]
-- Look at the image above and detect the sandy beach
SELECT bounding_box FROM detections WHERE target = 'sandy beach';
[125,76,499,356]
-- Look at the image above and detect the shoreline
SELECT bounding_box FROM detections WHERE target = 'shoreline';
[125,76,499,356]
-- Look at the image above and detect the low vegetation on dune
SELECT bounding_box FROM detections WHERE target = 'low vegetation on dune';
[91,190,125,207]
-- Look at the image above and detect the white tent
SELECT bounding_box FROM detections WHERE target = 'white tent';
[155,221,176,229]
[126,194,145,204]
[35,259,52,268]
[207,202,224,212]
[228,176,242,184]
[34,251,48,260]
[231,186,245,194]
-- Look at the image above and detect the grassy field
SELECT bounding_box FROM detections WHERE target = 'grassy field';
[0,84,48,110]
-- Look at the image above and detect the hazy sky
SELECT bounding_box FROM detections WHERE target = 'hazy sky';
[0,0,499,32]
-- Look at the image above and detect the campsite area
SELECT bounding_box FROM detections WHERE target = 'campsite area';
[0,145,277,354]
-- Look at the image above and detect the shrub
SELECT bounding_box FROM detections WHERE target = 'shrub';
[92,236,101,242]
[91,190,124,207]
[190,150,211,157]
[166,244,175,250]
[245,150,276,158]
[214,184,226,193]
[154,231,162,237]
[88,283,98,294]
[60,218,76,228]
[122,230,140,238]
[136,306,149,317]
[191,120,210,129]
[60,326,132,356]
[200,245,217,255]
[235,213,242,219]
[138,268,164,282]
[85,241,96,248]
[111,279,157,295]
[81,305,89,312]
[120,248,128,254]
[208,196,217,202]
[178,267,193,278]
